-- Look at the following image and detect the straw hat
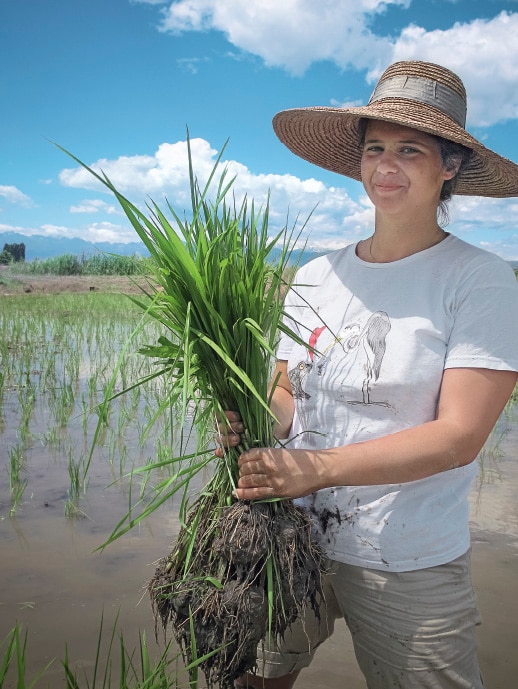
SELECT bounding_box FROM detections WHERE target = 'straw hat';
[273,61,518,198]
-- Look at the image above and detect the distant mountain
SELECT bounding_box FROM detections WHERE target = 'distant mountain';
[0,231,148,261]
[272,247,327,266]
[0,231,326,266]
[2,232,516,270]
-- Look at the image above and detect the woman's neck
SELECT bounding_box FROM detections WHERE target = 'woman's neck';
[358,214,448,263]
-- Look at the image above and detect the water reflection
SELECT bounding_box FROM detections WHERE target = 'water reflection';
[0,296,517,687]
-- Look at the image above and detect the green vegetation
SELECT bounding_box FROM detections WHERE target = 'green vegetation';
[0,241,26,264]
[0,291,194,685]
[5,252,149,276]
[55,136,325,689]
[0,277,516,687]
[7,443,28,517]
[0,626,51,689]
[1,621,184,689]
[0,291,172,521]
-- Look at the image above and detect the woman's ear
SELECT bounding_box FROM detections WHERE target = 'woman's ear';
[443,154,462,180]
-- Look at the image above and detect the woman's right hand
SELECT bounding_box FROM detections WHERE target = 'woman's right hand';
[214,410,244,457]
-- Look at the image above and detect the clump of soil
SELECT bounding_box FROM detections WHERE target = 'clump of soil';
[149,497,325,689]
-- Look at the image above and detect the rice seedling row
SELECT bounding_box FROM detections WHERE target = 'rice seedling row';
[0,293,189,521]
[1,620,186,689]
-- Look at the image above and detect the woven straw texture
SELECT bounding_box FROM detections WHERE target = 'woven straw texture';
[273,61,518,198]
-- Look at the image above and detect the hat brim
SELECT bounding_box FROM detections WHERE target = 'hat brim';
[273,99,518,198]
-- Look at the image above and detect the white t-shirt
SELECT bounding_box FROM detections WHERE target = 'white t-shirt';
[277,235,518,571]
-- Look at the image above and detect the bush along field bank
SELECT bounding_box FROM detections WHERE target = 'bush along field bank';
[1,252,149,277]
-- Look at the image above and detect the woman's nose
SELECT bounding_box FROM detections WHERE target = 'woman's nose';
[376,151,399,173]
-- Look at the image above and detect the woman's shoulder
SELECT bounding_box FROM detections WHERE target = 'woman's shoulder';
[295,244,354,278]
[447,235,510,266]
[443,235,516,283]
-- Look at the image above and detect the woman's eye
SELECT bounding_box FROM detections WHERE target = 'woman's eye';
[364,145,382,153]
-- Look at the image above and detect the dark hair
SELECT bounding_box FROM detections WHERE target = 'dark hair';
[436,136,472,225]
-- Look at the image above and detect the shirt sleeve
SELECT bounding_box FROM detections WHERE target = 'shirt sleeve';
[445,259,518,372]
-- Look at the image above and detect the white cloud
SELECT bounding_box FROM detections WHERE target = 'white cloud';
[58,136,370,248]
[70,199,121,215]
[40,224,75,237]
[55,134,518,256]
[130,0,168,5]
[479,237,518,262]
[0,221,138,245]
[0,185,34,207]
[79,222,139,243]
[445,196,518,259]
[176,56,210,74]
[0,223,70,238]
[59,139,214,197]
[330,98,364,109]
[388,11,518,126]
[146,2,518,127]
[157,0,409,75]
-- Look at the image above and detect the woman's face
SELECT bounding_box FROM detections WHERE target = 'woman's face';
[360,120,456,218]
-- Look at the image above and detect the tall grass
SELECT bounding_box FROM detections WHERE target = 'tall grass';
[0,626,52,688]
[7,253,149,276]
[1,621,183,689]
[8,444,28,516]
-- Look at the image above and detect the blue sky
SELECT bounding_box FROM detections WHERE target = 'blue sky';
[2,0,518,258]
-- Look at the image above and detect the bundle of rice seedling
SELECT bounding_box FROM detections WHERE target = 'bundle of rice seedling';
[57,136,325,689]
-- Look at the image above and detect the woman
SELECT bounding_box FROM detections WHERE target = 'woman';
[223,61,518,689]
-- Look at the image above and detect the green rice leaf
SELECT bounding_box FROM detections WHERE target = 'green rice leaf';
[55,133,307,556]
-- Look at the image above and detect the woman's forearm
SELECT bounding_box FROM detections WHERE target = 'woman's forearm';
[237,418,481,501]
[319,418,473,488]
[270,385,294,439]
[268,360,295,440]
[311,368,517,490]
[235,368,517,501]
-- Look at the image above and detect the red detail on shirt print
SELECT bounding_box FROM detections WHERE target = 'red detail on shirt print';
[308,326,326,361]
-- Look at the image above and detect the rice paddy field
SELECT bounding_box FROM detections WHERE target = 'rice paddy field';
[1,285,517,688]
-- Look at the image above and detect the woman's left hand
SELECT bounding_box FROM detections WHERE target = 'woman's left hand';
[234,447,327,501]
[214,410,244,458]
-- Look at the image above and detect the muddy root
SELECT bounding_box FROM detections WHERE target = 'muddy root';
[148,499,325,689]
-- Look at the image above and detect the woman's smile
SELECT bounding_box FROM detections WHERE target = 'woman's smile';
[373,181,404,192]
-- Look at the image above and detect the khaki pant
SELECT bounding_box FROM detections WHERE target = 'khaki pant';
[257,551,485,689]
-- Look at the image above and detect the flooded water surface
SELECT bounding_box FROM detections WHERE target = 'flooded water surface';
[1,293,517,688]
